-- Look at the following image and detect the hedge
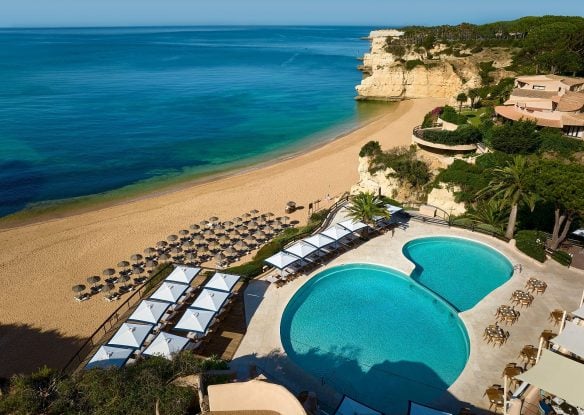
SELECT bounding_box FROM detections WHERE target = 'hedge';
[226,210,330,278]
[515,230,547,263]
[551,250,572,267]
[422,126,482,146]
[440,106,468,125]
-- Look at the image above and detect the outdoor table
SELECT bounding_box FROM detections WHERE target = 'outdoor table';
[519,345,538,366]
[526,278,547,294]
[540,330,556,343]
[503,366,523,378]
[511,290,534,307]
[496,305,520,325]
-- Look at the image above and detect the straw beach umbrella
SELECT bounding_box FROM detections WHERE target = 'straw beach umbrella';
[167,234,178,243]
[192,235,205,245]
[214,226,226,236]
[145,260,158,269]
[253,231,267,241]
[218,236,230,246]
[117,261,130,270]
[185,252,197,262]
[282,216,290,224]
[243,236,256,246]
[156,240,168,249]
[203,229,215,239]
[170,247,183,256]
[72,284,86,294]
[102,283,115,293]
[179,229,189,236]
[189,224,200,232]
[144,247,157,257]
[200,220,209,228]
[130,254,143,265]
[247,221,258,231]
[86,276,101,288]
[158,253,171,262]
[103,268,116,279]
[208,242,220,252]
[224,247,238,257]
[182,241,194,250]
[233,217,243,225]
[250,209,259,217]
[233,241,247,252]
[209,216,219,224]
[223,220,234,230]
[118,275,131,288]
[241,213,251,222]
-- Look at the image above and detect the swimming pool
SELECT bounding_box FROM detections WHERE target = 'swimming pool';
[403,237,514,311]
[280,237,514,412]
[280,264,470,414]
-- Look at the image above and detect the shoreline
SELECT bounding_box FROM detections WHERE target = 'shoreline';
[0,97,445,377]
[0,102,393,231]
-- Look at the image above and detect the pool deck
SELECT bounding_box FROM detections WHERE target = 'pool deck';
[231,211,584,414]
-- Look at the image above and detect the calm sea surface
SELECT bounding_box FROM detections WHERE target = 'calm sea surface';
[0,26,380,218]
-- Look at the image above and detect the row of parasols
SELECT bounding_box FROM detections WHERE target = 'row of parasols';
[72,210,292,301]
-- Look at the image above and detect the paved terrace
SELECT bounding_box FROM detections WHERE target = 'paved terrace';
[230,211,584,414]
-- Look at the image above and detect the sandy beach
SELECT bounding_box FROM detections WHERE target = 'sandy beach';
[0,97,444,377]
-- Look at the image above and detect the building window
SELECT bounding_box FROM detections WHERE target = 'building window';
[533,85,545,90]
[565,126,584,138]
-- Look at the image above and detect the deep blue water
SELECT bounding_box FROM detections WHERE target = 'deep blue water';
[0,26,375,217]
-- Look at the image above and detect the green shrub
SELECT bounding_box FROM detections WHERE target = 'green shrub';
[539,128,584,158]
[551,250,572,267]
[479,61,495,85]
[515,230,547,262]
[470,46,484,53]
[440,106,468,125]
[434,159,489,203]
[369,146,431,189]
[359,141,382,157]
[405,59,424,71]
[422,126,482,145]
[490,120,540,154]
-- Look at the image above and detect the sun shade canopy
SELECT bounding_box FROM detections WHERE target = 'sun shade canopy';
[408,402,453,415]
[165,265,201,285]
[191,288,230,312]
[149,281,189,303]
[265,251,301,269]
[516,349,584,408]
[127,300,171,325]
[107,322,153,349]
[174,308,216,335]
[550,321,584,358]
[338,219,369,232]
[204,272,241,292]
[321,225,351,241]
[335,395,383,415]
[386,204,403,214]
[284,241,319,258]
[303,233,336,249]
[86,345,133,370]
[142,332,189,359]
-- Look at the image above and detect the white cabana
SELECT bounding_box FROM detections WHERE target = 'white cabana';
[107,322,154,349]
[335,396,382,415]
[338,219,369,233]
[174,308,216,335]
[321,225,351,241]
[408,402,453,415]
[204,272,241,292]
[284,241,319,259]
[142,331,190,360]
[191,288,230,312]
[149,281,189,303]
[551,321,584,358]
[127,300,171,325]
[165,265,201,285]
[86,345,134,370]
[303,233,336,249]
[571,304,584,320]
[265,251,300,270]
[386,203,403,215]
[516,349,584,408]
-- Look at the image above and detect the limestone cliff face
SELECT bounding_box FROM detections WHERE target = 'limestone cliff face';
[356,30,514,104]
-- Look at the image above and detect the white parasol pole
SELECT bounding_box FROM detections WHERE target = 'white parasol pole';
[536,336,545,363]
[559,311,567,334]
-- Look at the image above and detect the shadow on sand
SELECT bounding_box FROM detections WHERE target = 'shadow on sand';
[0,323,85,379]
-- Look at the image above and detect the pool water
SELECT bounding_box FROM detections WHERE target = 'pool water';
[403,237,513,311]
[280,237,514,413]
[280,264,470,414]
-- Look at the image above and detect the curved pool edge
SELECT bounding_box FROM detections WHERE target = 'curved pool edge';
[279,262,471,412]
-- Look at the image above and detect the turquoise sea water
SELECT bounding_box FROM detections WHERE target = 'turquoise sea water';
[281,239,513,412]
[404,236,514,311]
[280,264,470,414]
[0,26,376,218]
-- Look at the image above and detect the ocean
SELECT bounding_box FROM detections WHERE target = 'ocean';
[0,26,380,218]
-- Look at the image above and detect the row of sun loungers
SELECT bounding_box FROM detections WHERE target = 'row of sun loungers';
[85,266,241,369]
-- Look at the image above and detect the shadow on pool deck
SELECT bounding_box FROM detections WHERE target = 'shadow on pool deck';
[232,346,482,415]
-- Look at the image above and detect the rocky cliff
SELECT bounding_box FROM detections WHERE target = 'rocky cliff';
[356,30,514,103]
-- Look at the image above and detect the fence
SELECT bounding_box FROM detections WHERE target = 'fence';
[61,263,174,374]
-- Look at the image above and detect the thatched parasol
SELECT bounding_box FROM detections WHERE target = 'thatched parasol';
[170,247,183,255]
[243,236,256,246]
[209,216,219,223]
[233,241,247,251]
[103,268,116,277]
[73,284,86,293]
[250,209,259,216]
[144,247,157,256]
[192,235,205,244]
[167,234,178,243]
[145,260,158,269]
[179,229,190,236]
[185,252,197,261]
[189,224,201,232]
[102,284,115,293]
[218,236,231,246]
[253,231,267,241]
[158,253,171,261]
[86,276,101,286]
[224,247,238,257]
[117,261,130,269]
[156,240,168,248]
[200,220,210,228]
[130,254,143,264]
[118,275,131,286]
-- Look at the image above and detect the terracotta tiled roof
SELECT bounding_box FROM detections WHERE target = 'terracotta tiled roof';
[556,91,584,112]
[494,106,563,128]
[511,89,557,99]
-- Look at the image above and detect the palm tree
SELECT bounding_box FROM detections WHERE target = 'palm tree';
[468,88,479,110]
[464,199,509,233]
[346,192,390,225]
[478,156,537,240]
[456,92,468,113]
